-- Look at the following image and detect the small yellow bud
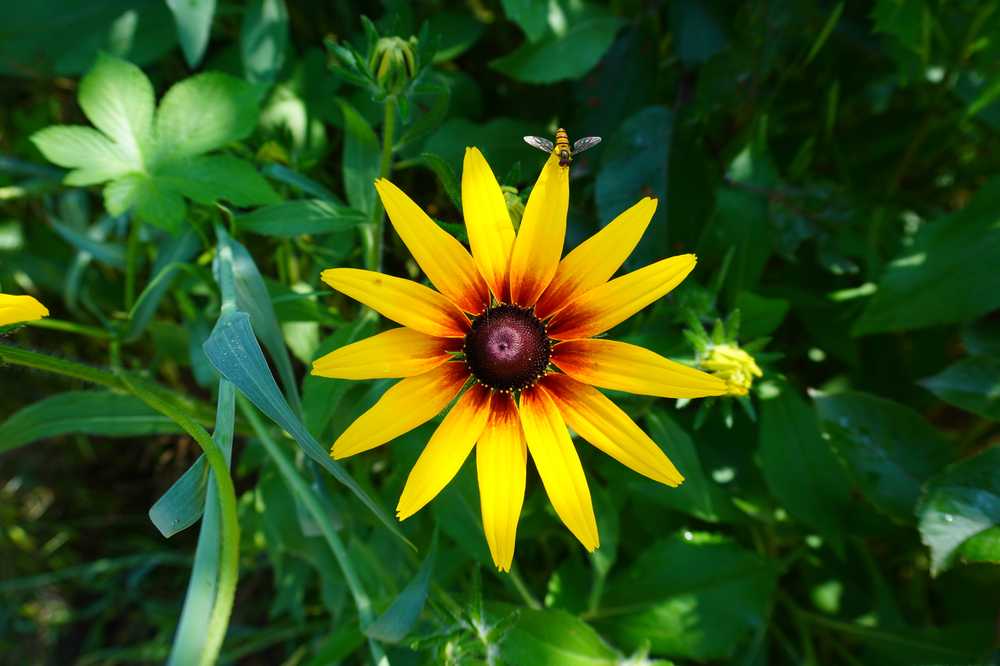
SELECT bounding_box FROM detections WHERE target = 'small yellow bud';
[702,343,762,396]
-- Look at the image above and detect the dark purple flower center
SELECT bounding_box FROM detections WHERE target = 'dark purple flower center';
[464,304,550,392]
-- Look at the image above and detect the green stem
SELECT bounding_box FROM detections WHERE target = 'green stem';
[506,565,542,610]
[125,219,142,311]
[26,318,111,340]
[119,373,240,666]
[237,397,387,664]
[586,570,606,615]
[364,96,397,272]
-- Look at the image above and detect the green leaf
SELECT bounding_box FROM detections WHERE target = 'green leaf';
[50,219,126,268]
[150,453,209,538]
[241,0,288,85]
[126,229,202,341]
[156,72,260,160]
[491,9,624,84]
[596,534,776,661]
[364,536,436,643]
[500,609,620,666]
[78,53,155,166]
[166,380,235,666]
[854,178,1000,334]
[501,0,549,42]
[0,390,180,454]
[30,126,135,185]
[595,106,671,266]
[415,153,462,210]
[157,155,280,207]
[424,117,542,184]
[815,392,952,522]
[920,356,1000,420]
[337,99,380,215]
[428,11,485,62]
[166,0,216,69]
[758,386,854,538]
[201,310,411,547]
[104,173,186,232]
[917,446,1000,575]
[640,410,740,522]
[669,0,727,64]
[237,200,366,237]
[733,291,789,339]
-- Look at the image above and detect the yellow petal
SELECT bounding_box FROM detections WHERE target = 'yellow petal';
[0,294,49,326]
[551,339,727,398]
[518,385,599,551]
[476,393,526,572]
[397,384,492,520]
[535,198,656,320]
[332,363,469,459]
[462,147,514,301]
[541,374,683,486]
[321,268,469,338]
[548,254,696,340]
[376,178,489,314]
[311,327,455,380]
[509,153,568,306]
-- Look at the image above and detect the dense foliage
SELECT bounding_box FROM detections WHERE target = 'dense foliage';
[2,1,999,664]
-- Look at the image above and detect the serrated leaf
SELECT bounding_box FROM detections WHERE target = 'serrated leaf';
[491,10,624,84]
[0,391,179,454]
[104,173,186,232]
[241,0,288,85]
[30,125,135,185]
[917,446,1000,575]
[166,0,216,69]
[815,392,952,522]
[201,310,410,547]
[759,386,854,539]
[156,72,260,160]
[337,99,379,215]
[921,356,1000,420]
[237,200,366,237]
[78,53,154,166]
[157,155,280,207]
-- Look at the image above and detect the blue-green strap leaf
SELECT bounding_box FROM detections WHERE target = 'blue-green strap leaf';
[365,533,437,642]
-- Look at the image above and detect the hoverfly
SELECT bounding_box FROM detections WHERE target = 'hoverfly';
[523,128,602,167]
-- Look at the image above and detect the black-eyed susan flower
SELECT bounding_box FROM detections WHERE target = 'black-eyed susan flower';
[0,294,48,327]
[313,148,726,571]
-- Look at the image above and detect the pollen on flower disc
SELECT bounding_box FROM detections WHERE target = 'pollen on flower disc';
[464,304,550,392]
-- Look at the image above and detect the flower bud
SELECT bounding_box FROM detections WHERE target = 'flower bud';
[370,36,417,95]
[701,343,763,396]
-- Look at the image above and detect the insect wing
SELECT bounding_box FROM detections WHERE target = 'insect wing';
[571,136,602,154]
[524,136,555,153]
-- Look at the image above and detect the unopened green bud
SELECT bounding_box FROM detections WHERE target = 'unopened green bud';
[370,36,417,95]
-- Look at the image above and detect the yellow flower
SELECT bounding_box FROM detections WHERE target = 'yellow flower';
[313,148,726,571]
[701,344,763,396]
[0,294,48,327]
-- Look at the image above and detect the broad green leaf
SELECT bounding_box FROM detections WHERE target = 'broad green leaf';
[364,536,436,643]
[758,386,854,538]
[854,178,1000,334]
[156,72,260,160]
[241,0,288,84]
[491,9,624,84]
[201,310,410,547]
[815,392,952,522]
[501,0,549,42]
[166,380,235,666]
[921,356,1000,420]
[126,229,202,341]
[216,228,300,413]
[78,53,154,166]
[733,291,789,339]
[428,11,485,62]
[104,173,186,232]
[917,446,1000,575]
[0,390,179,454]
[157,155,280,207]
[595,106,671,266]
[596,534,776,661]
[166,0,216,68]
[30,126,135,185]
[237,200,366,237]
[669,0,727,63]
[337,99,380,215]
[500,609,620,666]
[640,410,740,522]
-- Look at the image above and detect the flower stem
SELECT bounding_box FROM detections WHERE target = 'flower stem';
[27,317,111,340]
[507,565,542,610]
[364,96,397,272]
